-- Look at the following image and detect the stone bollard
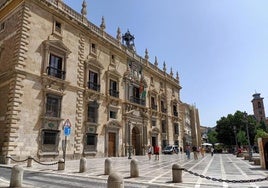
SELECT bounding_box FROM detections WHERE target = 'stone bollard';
[6,155,11,165]
[105,158,112,175]
[130,159,139,177]
[58,158,65,170]
[172,164,182,183]
[107,172,124,188]
[10,165,24,188]
[27,156,33,167]
[79,157,87,173]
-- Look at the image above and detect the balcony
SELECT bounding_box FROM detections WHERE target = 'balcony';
[47,66,65,80]
[88,81,100,92]
[161,108,167,113]
[151,104,157,110]
[109,89,119,98]
[130,96,145,106]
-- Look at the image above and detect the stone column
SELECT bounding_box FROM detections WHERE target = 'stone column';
[107,172,124,188]
[130,159,139,177]
[172,164,182,183]
[105,158,112,175]
[10,165,23,187]
[79,157,87,173]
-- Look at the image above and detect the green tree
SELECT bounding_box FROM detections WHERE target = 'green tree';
[236,130,247,145]
[215,111,258,147]
[207,130,218,144]
[255,129,268,143]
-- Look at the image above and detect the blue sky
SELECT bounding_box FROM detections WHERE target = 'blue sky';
[65,0,268,127]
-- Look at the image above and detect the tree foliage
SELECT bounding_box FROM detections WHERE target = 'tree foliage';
[255,129,268,143]
[207,130,218,144]
[215,111,257,147]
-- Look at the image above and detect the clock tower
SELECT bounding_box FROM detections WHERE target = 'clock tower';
[251,93,266,122]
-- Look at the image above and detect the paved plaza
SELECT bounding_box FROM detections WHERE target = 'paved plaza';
[1,153,268,187]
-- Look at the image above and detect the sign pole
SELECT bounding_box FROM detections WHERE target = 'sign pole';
[63,135,67,162]
[63,119,71,163]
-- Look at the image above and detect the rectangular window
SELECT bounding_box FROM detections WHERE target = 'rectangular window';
[88,101,98,123]
[43,130,57,145]
[162,120,166,133]
[47,54,65,79]
[109,110,117,119]
[174,123,179,134]
[173,105,178,116]
[46,94,61,117]
[161,100,166,113]
[55,21,62,33]
[88,71,100,91]
[152,119,156,127]
[151,97,157,110]
[91,43,97,54]
[86,134,97,145]
[109,79,119,97]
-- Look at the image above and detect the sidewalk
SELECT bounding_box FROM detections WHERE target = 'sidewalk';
[1,153,268,187]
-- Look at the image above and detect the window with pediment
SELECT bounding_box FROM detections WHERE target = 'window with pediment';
[151,96,157,110]
[43,40,70,80]
[126,61,147,106]
[85,58,103,93]
[160,99,167,113]
[109,79,119,97]
[88,70,100,91]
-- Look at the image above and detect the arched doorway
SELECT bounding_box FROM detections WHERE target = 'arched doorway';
[132,127,141,155]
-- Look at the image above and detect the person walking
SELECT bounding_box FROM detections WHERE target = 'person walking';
[147,145,152,160]
[154,145,160,160]
[200,146,205,158]
[211,147,214,156]
[185,145,190,159]
[192,145,198,160]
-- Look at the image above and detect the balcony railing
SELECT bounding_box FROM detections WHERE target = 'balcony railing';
[161,108,167,113]
[109,89,119,98]
[151,104,157,110]
[88,81,100,92]
[130,96,145,106]
[174,111,178,117]
[47,66,65,80]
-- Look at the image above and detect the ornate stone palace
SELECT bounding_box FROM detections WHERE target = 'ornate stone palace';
[0,0,200,161]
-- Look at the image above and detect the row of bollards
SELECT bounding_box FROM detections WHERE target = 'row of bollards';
[7,157,183,188]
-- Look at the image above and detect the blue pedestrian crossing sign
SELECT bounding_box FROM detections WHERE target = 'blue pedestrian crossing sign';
[63,119,71,136]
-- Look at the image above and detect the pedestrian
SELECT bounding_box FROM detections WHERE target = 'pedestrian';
[154,145,160,160]
[180,147,183,154]
[211,147,214,156]
[147,145,152,160]
[200,146,205,158]
[185,145,190,159]
[192,145,198,160]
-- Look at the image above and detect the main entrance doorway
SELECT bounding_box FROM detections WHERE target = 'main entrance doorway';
[132,127,142,155]
[108,132,116,157]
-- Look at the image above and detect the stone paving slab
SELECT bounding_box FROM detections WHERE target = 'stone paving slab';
[1,153,268,187]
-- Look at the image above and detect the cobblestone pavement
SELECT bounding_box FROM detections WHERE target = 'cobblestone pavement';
[1,153,268,187]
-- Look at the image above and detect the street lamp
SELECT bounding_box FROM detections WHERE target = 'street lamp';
[233,125,238,153]
[243,112,252,161]
[128,121,132,159]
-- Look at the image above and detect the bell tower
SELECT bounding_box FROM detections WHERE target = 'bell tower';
[251,93,266,122]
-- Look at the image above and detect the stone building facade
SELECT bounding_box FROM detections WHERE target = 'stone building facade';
[180,103,202,149]
[0,0,183,161]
